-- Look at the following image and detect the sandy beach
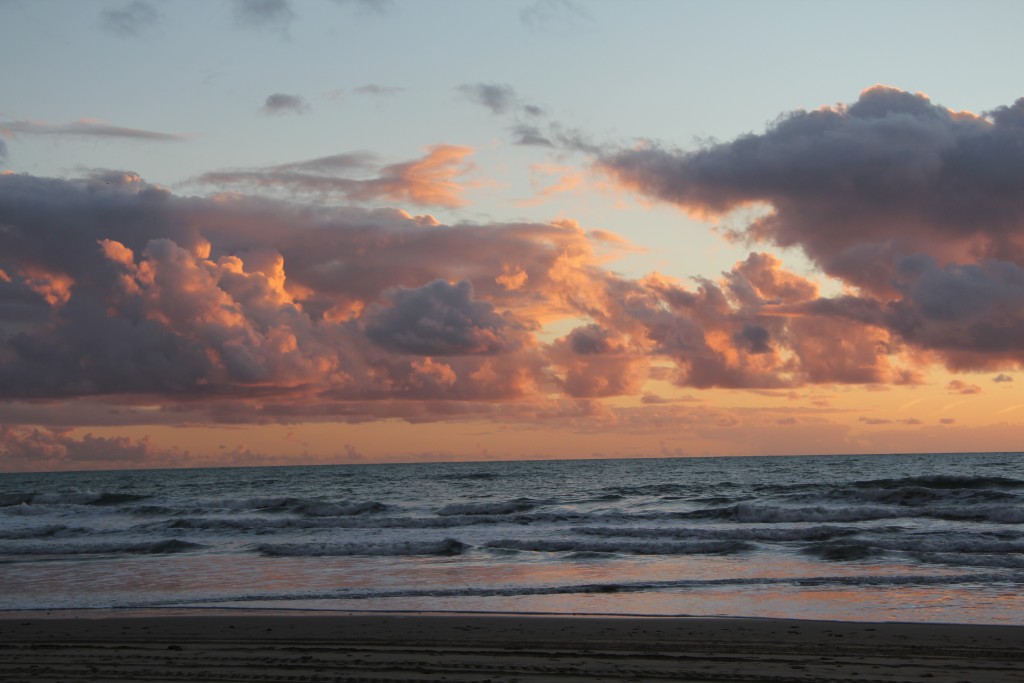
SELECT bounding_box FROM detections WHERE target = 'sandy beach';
[1,611,1022,682]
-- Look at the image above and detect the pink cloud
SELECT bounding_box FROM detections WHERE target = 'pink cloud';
[199,144,474,208]
[0,167,1019,459]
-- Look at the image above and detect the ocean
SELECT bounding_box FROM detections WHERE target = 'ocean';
[1,452,1022,624]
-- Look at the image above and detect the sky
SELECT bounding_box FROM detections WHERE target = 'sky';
[2,0,1024,471]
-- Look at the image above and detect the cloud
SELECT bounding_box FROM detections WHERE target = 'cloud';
[994,373,1014,382]
[0,169,1018,440]
[947,379,982,395]
[458,82,544,118]
[261,93,309,115]
[0,119,186,141]
[599,86,1024,371]
[98,1,159,36]
[512,124,554,147]
[199,145,475,208]
[332,0,395,14]
[601,85,1024,292]
[520,0,590,30]
[0,138,6,165]
[354,84,405,96]
[0,425,184,471]
[365,280,521,355]
[458,83,520,115]
[233,0,295,35]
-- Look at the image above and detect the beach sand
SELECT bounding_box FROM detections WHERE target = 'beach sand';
[1,611,1022,682]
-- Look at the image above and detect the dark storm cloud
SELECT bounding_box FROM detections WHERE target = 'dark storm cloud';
[0,119,186,141]
[364,280,518,356]
[98,1,159,36]
[261,93,309,115]
[601,86,1024,292]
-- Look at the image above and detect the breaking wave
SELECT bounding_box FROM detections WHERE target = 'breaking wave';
[255,538,467,557]
[0,539,205,556]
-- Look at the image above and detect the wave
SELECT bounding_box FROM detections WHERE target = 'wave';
[790,485,1021,507]
[801,542,887,561]
[436,498,549,516]
[572,524,861,542]
[676,501,1024,525]
[135,571,1024,609]
[483,538,749,555]
[852,475,1024,490]
[0,492,149,508]
[0,539,205,556]
[437,471,500,481]
[0,524,70,540]
[912,552,1024,569]
[216,497,388,516]
[679,503,904,523]
[255,538,467,557]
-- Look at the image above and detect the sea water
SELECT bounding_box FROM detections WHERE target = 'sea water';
[1,452,1022,623]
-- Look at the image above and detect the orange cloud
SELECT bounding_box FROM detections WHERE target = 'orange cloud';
[198,144,475,208]
[0,169,1021,467]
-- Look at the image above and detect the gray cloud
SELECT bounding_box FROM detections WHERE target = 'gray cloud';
[520,0,590,30]
[233,0,294,34]
[332,0,395,14]
[365,280,518,356]
[0,119,186,141]
[2,168,1022,426]
[993,373,1014,382]
[458,83,520,115]
[198,145,473,208]
[734,323,771,354]
[98,1,159,36]
[458,82,545,119]
[354,84,405,96]
[567,324,618,355]
[0,138,7,165]
[261,93,309,115]
[601,86,1024,293]
[511,124,553,147]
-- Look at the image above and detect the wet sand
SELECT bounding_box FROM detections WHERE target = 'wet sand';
[1,611,1022,682]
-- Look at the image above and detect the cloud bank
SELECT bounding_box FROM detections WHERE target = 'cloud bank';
[0,119,186,141]
[601,85,1024,370]
[3,86,1023,469]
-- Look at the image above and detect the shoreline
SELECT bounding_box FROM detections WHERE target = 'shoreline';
[3,611,1023,682]
[4,604,1024,626]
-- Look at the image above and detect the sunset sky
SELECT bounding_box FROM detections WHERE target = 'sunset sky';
[3,0,1024,471]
